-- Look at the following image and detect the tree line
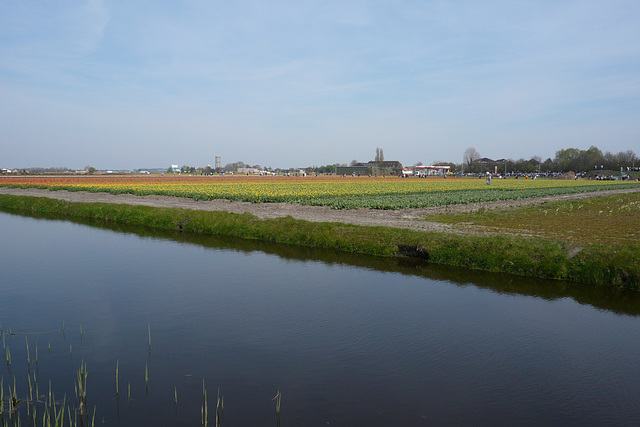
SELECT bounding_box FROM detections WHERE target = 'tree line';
[458,145,638,175]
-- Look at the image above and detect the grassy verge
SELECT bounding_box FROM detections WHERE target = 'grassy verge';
[1,194,638,289]
[424,191,640,245]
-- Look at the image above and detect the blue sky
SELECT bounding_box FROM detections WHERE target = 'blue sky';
[1,0,639,169]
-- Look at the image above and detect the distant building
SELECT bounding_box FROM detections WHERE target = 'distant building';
[336,160,403,176]
[215,156,221,170]
[237,167,258,174]
[335,164,370,176]
[403,165,451,177]
[366,161,403,175]
[137,168,169,174]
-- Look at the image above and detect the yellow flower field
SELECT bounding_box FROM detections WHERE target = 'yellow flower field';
[1,175,638,209]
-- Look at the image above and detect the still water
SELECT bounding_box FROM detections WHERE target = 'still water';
[1,210,640,426]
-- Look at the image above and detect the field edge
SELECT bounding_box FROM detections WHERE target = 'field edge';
[1,194,638,289]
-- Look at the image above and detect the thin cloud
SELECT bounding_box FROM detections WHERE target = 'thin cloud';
[1,0,639,169]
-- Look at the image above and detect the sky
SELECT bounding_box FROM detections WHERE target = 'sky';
[1,0,639,170]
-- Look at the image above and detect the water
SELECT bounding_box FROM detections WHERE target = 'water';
[2,210,640,426]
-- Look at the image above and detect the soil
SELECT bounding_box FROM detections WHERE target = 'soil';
[2,186,640,237]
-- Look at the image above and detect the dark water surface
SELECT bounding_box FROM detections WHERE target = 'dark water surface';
[2,210,640,426]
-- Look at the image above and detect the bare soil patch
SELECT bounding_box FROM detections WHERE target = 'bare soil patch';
[2,186,639,237]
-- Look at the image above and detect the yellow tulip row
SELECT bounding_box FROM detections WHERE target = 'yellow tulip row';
[2,175,638,208]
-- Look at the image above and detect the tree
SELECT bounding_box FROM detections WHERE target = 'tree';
[582,146,603,171]
[554,148,580,171]
[463,147,480,172]
[616,150,637,169]
[350,159,359,166]
[555,146,603,172]
[603,151,615,170]
[531,156,542,173]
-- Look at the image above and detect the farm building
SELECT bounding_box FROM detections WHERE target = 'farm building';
[336,161,403,176]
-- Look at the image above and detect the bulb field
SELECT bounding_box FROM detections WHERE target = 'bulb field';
[1,175,639,209]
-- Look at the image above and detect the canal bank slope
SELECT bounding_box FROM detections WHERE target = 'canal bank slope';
[1,187,639,288]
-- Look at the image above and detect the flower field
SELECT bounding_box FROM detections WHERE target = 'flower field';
[1,175,639,209]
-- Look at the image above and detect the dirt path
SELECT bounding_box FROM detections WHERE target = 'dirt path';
[2,186,640,236]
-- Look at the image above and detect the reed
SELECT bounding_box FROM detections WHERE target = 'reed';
[76,362,87,412]
[0,323,289,426]
[8,381,13,420]
[54,395,66,426]
[13,378,18,411]
[274,389,282,415]
[215,387,223,427]
[145,363,149,396]
[25,336,30,367]
[28,373,32,401]
[202,379,208,427]
[115,359,119,396]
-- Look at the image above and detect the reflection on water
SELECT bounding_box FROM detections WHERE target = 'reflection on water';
[2,208,640,426]
[11,207,638,317]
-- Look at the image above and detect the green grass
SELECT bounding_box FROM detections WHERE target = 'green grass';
[0,194,638,288]
[424,192,640,245]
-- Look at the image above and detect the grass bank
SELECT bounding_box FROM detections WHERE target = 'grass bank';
[1,194,638,289]
[424,191,640,245]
